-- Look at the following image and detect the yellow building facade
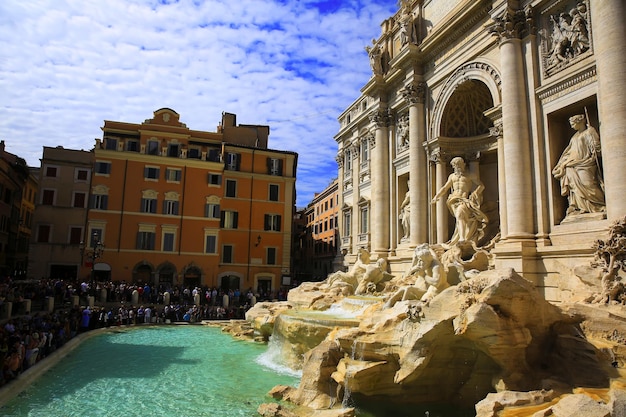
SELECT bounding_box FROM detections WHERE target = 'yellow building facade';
[81,108,297,294]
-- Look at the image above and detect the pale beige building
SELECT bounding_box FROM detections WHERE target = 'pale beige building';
[29,147,93,280]
[336,0,625,302]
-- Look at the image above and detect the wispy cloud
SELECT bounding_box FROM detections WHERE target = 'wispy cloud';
[0,0,397,206]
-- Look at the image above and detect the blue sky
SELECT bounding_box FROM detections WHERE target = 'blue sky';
[0,0,398,207]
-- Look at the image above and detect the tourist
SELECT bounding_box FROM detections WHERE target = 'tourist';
[136,305,145,323]
[80,306,91,333]
[144,306,152,323]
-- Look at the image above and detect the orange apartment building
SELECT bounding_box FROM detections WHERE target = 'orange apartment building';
[301,178,339,281]
[81,108,297,295]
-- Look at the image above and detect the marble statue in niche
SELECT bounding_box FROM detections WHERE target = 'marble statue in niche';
[431,157,488,246]
[399,178,410,243]
[552,113,605,218]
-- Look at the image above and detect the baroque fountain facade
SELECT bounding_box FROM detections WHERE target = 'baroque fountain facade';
[247,0,626,415]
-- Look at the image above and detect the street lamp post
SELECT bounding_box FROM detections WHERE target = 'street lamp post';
[80,231,105,281]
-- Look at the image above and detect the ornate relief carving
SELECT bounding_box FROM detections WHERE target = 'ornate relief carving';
[489,122,503,138]
[396,114,410,152]
[428,149,448,164]
[335,153,344,168]
[488,6,532,43]
[401,82,426,105]
[369,109,391,128]
[540,1,592,77]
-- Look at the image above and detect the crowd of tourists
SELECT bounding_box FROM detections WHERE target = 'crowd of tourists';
[0,275,288,387]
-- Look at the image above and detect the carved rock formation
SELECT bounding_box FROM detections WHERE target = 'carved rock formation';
[249,267,625,414]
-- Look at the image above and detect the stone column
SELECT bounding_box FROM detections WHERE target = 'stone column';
[492,123,508,239]
[370,109,391,256]
[490,7,534,240]
[466,152,480,178]
[402,82,429,245]
[591,0,626,222]
[350,141,360,254]
[335,151,345,254]
[433,151,449,243]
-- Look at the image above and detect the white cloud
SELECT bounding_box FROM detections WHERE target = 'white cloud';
[0,0,397,206]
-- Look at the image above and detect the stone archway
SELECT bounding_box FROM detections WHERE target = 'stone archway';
[182,265,202,288]
[220,275,241,292]
[156,262,177,287]
[430,60,502,140]
[132,261,154,284]
[429,62,502,246]
[440,80,494,138]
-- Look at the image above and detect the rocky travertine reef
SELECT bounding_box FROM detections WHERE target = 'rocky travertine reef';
[251,269,626,416]
[248,219,626,416]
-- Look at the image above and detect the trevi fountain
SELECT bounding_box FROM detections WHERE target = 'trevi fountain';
[238,0,626,416]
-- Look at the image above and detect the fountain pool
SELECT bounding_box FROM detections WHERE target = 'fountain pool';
[0,325,475,417]
[0,326,300,417]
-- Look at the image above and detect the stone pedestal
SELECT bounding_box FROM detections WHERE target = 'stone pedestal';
[22,299,31,314]
[1,302,12,320]
[131,290,139,305]
[45,297,54,313]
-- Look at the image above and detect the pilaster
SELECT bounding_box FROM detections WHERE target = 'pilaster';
[591,0,626,221]
[369,108,391,257]
[489,5,535,240]
[431,150,449,244]
[402,81,428,246]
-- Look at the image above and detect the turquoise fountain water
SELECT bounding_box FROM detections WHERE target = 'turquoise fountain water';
[0,326,300,417]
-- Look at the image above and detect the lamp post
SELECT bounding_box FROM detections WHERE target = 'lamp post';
[80,231,105,281]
